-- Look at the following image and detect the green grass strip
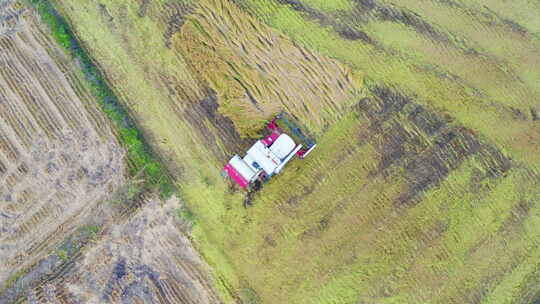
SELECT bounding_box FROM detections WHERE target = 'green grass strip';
[28,0,174,198]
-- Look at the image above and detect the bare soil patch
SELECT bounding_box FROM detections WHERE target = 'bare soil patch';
[24,197,222,304]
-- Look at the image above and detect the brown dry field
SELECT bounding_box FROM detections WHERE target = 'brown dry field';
[0,1,222,303]
[26,196,222,304]
[0,0,125,285]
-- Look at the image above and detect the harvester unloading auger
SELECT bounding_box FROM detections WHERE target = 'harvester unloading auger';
[223,112,317,191]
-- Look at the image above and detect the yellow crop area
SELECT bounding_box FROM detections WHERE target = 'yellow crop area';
[36,0,540,303]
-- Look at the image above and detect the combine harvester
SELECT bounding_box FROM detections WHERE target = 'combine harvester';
[223,113,316,190]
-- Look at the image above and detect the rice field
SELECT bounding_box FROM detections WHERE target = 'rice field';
[25,0,540,303]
